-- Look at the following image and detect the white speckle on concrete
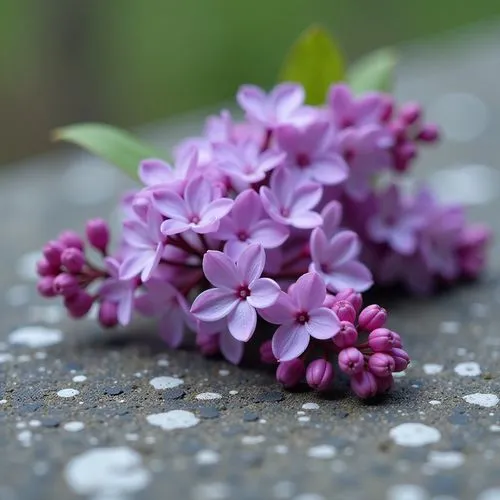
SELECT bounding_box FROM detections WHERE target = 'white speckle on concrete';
[241,435,266,445]
[57,388,79,398]
[423,364,443,375]
[386,484,428,500]
[426,450,465,470]
[5,284,30,306]
[429,400,441,405]
[393,371,406,378]
[157,359,169,367]
[29,420,41,428]
[195,450,220,465]
[293,494,325,500]
[16,251,42,281]
[17,354,31,363]
[489,425,500,432]
[17,430,32,447]
[274,445,289,454]
[125,433,139,441]
[454,362,481,377]
[9,326,63,349]
[0,400,7,404]
[477,488,500,500]
[229,390,238,395]
[302,402,320,410]
[0,353,13,364]
[63,421,85,432]
[463,393,499,407]
[439,321,459,335]
[34,351,47,360]
[307,445,336,459]
[146,410,199,431]
[196,392,222,400]
[389,423,441,447]
[298,416,311,423]
[218,369,230,376]
[149,376,184,390]
[72,375,87,383]
[28,305,64,324]
[192,482,231,500]
[64,447,151,498]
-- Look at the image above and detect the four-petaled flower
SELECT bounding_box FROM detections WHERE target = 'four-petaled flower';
[190,244,280,341]
[216,189,289,259]
[153,175,233,235]
[260,272,341,361]
[309,227,373,292]
[260,167,323,229]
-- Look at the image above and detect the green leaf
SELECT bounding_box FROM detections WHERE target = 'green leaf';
[347,47,398,94]
[52,123,168,180]
[279,25,346,105]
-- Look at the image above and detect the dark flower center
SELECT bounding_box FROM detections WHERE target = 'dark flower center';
[280,207,290,218]
[296,311,310,324]
[296,153,311,168]
[237,285,251,299]
[237,230,248,242]
[190,214,200,224]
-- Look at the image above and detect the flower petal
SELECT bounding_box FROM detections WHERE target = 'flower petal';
[139,159,174,186]
[236,85,267,123]
[140,242,164,282]
[291,272,326,311]
[200,198,234,225]
[158,308,184,348]
[311,155,349,185]
[272,322,310,362]
[152,189,188,220]
[219,330,244,365]
[258,291,295,324]
[191,288,239,322]
[160,219,190,236]
[290,211,323,229]
[327,261,373,292]
[231,189,263,230]
[291,183,323,214]
[247,278,280,309]
[237,244,265,285]
[272,83,305,122]
[329,230,361,267]
[251,219,289,248]
[305,307,340,340]
[309,228,329,264]
[117,289,134,326]
[185,176,213,216]
[119,251,153,281]
[227,300,257,341]
[202,250,239,289]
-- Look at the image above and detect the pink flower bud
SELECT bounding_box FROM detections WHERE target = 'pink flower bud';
[59,230,84,251]
[61,248,85,274]
[86,218,110,253]
[391,347,410,372]
[306,359,334,391]
[332,300,356,323]
[351,370,377,398]
[98,301,118,328]
[380,96,394,123]
[333,321,358,349]
[196,332,220,356]
[64,291,94,318]
[36,258,59,277]
[334,289,362,313]
[368,353,395,377]
[43,240,65,268]
[259,340,277,364]
[417,123,439,142]
[358,304,387,332]
[376,374,394,394]
[368,328,397,352]
[53,273,80,298]
[389,121,406,142]
[323,294,336,309]
[37,276,57,297]
[276,358,305,389]
[400,102,421,126]
[338,347,364,375]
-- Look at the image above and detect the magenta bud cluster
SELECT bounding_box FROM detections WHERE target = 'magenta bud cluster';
[36,82,490,400]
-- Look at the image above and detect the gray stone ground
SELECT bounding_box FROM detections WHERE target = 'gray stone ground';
[1,23,500,500]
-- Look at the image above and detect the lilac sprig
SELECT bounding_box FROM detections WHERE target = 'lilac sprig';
[36,81,491,399]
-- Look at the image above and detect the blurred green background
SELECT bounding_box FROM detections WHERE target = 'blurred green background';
[1,0,499,164]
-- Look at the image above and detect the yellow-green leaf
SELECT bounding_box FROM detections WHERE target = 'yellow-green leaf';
[52,123,168,180]
[279,25,346,105]
[347,47,398,94]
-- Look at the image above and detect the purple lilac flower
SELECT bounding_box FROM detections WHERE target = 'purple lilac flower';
[260,167,323,229]
[216,189,289,259]
[191,244,280,341]
[366,184,426,254]
[309,227,373,292]
[153,175,233,236]
[236,83,309,129]
[261,272,340,361]
[275,121,348,185]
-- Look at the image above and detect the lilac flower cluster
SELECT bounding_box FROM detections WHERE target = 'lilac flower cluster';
[36,82,490,397]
